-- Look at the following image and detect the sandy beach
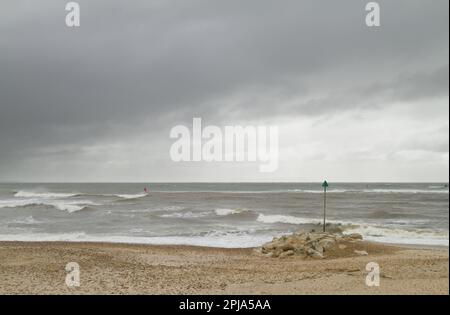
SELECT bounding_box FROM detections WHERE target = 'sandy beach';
[0,240,448,295]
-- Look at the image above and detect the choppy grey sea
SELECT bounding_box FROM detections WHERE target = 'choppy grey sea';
[0,183,448,247]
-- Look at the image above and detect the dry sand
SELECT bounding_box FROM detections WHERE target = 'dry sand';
[0,241,448,294]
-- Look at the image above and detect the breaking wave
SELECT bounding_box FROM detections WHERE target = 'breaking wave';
[215,208,252,216]
[0,199,95,213]
[14,191,80,198]
[342,224,449,246]
[256,214,318,225]
[159,211,211,219]
[13,190,149,201]
[0,231,275,248]
[114,193,148,200]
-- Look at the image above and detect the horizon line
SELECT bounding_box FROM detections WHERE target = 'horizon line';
[0,181,448,184]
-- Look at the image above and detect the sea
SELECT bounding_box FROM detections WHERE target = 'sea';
[0,183,448,247]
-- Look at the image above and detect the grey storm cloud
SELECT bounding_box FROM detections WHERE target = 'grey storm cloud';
[0,0,448,181]
[280,65,450,117]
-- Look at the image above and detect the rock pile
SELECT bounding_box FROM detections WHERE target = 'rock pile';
[259,231,364,259]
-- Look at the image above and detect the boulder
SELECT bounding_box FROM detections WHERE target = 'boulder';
[319,238,336,249]
[308,233,327,242]
[347,233,363,240]
[311,242,324,255]
[306,248,324,259]
[279,243,295,251]
[259,230,365,259]
[279,250,294,258]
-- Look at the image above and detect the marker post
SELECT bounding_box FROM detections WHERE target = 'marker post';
[322,180,328,232]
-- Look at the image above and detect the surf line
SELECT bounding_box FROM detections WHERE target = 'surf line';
[170,117,279,172]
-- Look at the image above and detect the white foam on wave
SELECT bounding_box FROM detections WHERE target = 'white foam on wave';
[215,208,250,216]
[255,214,449,246]
[115,193,148,199]
[0,232,89,242]
[257,214,318,225]
[1,199,36,209]
[51,202,89,213]
[342,224,449,246]
[9,215,42,225]
[0,198,96,213]
[160,205,184,211]
[0,232,274,248]
[14,191,79,198]
[13,190,151,200]
[0,223,447,247]
[159,211,211,219]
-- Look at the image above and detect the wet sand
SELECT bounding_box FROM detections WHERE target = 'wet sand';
[0,241,448,294]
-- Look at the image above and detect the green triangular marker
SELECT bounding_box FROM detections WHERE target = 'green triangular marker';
[322,180,328,188]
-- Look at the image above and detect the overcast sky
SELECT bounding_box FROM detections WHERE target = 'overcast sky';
[0,0,448,182]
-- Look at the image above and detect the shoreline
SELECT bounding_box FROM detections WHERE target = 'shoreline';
[0,237,447,250]
[0,240,448,294]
